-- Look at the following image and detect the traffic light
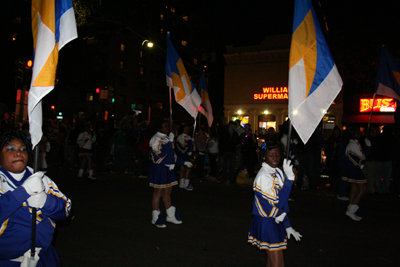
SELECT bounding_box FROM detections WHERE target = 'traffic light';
[25,59,33,69]
[111,98,115,103]
[96,88,100,94]
[51,105,55,110]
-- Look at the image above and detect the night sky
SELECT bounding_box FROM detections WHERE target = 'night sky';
[2,0,400,119]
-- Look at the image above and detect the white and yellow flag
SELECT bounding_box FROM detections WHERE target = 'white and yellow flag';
[28,0,77,148]
[289,0,342,143]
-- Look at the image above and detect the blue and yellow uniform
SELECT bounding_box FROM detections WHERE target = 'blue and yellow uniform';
[149,132,184,188]
[248,162,293,251]
[0,167,71,266]
[342,139,370,183]
[175,133,193,162]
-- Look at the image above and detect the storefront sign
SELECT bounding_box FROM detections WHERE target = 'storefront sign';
[359,98,397,113]
[254,87,288,100]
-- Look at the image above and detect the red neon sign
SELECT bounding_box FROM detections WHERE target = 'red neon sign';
[359,98,397,113]
[254,87,288,100]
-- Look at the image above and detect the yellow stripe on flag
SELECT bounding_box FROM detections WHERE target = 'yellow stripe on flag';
[33,43,59,87]
[392,70,400,85]
[175,58,190,102]
[290,10,317,97]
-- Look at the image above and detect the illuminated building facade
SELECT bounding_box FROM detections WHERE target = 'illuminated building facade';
[223,34,344,135]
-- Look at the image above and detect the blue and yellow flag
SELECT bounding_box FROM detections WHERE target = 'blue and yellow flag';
[289,0,342,143]
[28,0,77,148]
[166,33,200,118]
[375,47,400,101]
[197,70,213,127]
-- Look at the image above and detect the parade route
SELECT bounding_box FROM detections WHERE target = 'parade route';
[49,167,399,267]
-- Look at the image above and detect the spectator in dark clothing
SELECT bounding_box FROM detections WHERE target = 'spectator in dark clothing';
[125,124,137,174]
[94,126,112,174]
[63,120,78,169]
[325,126,342,192]
[392,131,400,196]
[217,117,228,177]
[373,125,396,194]
[242,124,258,178]
[194,127,208,181]
[296,129,325,190]
[136,121,152,178]
[220,121,240,184]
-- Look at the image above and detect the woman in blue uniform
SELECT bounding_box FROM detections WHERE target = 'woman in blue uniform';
[149,119,192,228]
[0,129,71,266]
[248,141,301,267]
[342,128,371,221]
[175,124,194,191]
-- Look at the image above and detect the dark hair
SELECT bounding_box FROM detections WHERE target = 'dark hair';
[265,140,283,152]
[155,118,168,132]
[178,124,190,135]
[228,121,236,126]
[0,129,33,165]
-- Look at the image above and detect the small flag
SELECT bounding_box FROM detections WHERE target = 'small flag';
[375,47,400,101]
[289,0,342,144]
[197,70,214,127]
[28,0,77,148]
[166,32,200,118]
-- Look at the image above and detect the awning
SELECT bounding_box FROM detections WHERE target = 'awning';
[342,114,395,124]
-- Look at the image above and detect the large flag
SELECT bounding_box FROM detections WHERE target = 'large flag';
[166,32,200,118]
[197,70,214,127]
[375,46,400,101]
[28,0,77,148]
[289,0,342,144]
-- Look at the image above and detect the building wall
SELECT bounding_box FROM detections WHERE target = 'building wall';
[223,34,343,134]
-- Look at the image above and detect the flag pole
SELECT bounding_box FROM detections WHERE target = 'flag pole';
[366,93,376,137]
[286,120,292,161]
[169,86,173,133]
[31,145,39,257]
[192,112,198,140]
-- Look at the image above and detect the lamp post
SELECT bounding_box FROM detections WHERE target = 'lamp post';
[140,39,153,58]
[136,39,154,112]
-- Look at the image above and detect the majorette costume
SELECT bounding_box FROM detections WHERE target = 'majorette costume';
[248,162,293,251]
[149,132,184,188]
[0,166,71,266]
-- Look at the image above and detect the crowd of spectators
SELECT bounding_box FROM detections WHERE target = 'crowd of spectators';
[1,111,399,199]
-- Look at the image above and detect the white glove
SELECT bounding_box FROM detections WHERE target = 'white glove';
[165,164,175,170]
[365,138,371,147]
[283,159,295,181]
[27,191,47,208]
[360,165,365,170]
[275,212,286,224]
[22,172,45,195]
[168,132,174,142]
[188,152,192,156]
[286,227,302,241]
[184,161,193,168]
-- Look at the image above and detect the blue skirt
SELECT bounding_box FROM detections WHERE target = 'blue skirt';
[149,163,178,188]
[248,216,287,251]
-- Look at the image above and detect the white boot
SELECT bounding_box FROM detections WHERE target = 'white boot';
[346,205,361,221]
[184,179,193,191]
[166,206,182,224]
[78,169,84,178]
[152,210,166,228]
[353,205,362,220]
[179,178,185,188]
[88,170,97,180]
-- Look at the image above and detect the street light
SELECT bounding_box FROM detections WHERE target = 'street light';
[141,39,153,48]
[140,40,153,58]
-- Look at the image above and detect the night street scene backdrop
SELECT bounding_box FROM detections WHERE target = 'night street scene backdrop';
[1,0,400,266]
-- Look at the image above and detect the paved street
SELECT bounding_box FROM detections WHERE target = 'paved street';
[47,166,400,267]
